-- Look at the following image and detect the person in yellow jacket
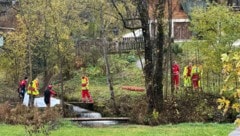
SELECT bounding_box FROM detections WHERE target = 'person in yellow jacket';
[183,62,192,90]
[81,75,93,103]
[27,78,39,107]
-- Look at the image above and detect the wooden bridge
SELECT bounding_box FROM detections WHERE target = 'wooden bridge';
[65,117,130,122]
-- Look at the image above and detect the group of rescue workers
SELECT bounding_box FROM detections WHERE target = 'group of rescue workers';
[172,60,203,92]
[17,77,57,107]
[17,74,93,107]
[17,60,200,106]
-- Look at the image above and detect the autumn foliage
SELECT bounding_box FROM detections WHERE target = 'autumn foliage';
[218,52,240,126]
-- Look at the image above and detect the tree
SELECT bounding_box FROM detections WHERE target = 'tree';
[112,0,165,113]
[0,17,27,84]
[16,0,81,88]
[189,4,240,92]
[1,0,85,111]
[189,4,240,120]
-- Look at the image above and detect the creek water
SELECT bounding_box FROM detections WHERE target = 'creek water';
[71,105,119,126]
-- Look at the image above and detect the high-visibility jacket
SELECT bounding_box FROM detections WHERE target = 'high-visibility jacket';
[81,76,89,91]
[183,65,192,87]
[183,66,192,77]
[191,65,202,81]
[27,79,39,96]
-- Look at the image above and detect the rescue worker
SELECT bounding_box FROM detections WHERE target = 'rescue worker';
[44,85,57,107]
[191,63,202,91]
[172,60,180,91]
[81,75,93,103]
[27,78,39,107]
[183,62,192,90]
[17,77,28,102]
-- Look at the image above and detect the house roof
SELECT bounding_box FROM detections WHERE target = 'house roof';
[149,0,207,20]
[180,0,207,17]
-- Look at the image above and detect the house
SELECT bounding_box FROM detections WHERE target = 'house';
[0,0,17,32]
[123,0,206,42]
[148,0,207,42]
[0,0,17,47]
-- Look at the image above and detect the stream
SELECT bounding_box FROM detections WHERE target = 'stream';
[70,105,120,126]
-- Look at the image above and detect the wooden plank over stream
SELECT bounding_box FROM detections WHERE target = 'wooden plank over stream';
[65,117,130,121]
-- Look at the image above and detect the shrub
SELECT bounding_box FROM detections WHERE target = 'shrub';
[0,102,62,135]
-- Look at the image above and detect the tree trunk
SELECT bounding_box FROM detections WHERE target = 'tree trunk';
[99,4,118,114]
[102,38,119,114]
[28,37,32,82]
[151,0,165,112]
[137,0,154,113]
[111,0,165,113]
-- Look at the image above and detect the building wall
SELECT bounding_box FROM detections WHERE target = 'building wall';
[149,0,191,41]
[0,1,17,32]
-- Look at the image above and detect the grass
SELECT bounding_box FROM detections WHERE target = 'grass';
[0,122,236,136]
[63,62,145,102]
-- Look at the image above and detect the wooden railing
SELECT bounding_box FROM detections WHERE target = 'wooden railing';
[107,37,144,53]
[76,37,145,54]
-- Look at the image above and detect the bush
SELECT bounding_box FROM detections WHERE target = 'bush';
[93,92,235,125]
[0,102,62,135]
[127,55,137,63]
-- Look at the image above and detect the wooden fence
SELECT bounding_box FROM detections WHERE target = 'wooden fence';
[76,37,145,54]
[107,37,144,53]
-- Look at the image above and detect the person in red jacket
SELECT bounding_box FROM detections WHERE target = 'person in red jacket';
[172,60,180,91]
[17,77,28,102]
[44,85,57,107]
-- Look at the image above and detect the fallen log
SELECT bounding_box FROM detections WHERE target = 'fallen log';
[121,86,145,92]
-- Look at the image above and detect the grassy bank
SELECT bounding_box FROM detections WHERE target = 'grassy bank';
[0,122,236,136]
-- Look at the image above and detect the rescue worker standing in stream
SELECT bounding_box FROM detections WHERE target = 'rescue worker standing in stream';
[27,78,39,107]
[81,74,93,103]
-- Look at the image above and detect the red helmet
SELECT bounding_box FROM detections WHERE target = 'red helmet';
[48,85,52,89]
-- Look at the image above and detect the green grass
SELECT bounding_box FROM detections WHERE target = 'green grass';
[0,123,236,136]
[64,63,145,102]
[0,124,25,136]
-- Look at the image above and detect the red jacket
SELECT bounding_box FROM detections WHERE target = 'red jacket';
[50,90,57,97]
[172,64,180,75]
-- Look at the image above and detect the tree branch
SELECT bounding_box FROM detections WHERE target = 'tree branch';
[111,0,142,30]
